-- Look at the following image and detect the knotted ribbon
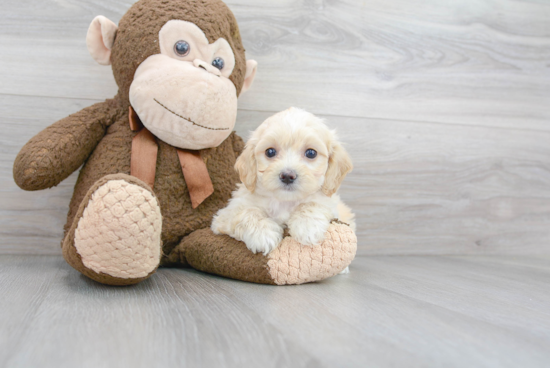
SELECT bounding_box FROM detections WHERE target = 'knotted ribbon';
[129,106,214,209]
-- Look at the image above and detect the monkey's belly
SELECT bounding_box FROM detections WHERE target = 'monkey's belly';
[65,117,241,255]
[154,137,240,254]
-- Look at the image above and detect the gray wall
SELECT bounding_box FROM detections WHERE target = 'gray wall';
[1,0,549,255]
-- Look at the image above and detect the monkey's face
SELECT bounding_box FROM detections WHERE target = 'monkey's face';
[86,2,258,150]
[129,20,240,150]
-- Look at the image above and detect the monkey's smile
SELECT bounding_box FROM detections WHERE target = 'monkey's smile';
[154,98,230,131]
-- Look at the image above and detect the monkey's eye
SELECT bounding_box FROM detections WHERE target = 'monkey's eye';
[265,148,277,158]
[305,149,317,159]
[212,57,225,70]
[174,40,190,56]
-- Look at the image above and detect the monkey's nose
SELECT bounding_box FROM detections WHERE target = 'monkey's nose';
[193,59,221,77]
[279,170,298,184]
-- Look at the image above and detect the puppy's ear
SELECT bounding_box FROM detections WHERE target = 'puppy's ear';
[322,142,353,197]
[235,144,257,192]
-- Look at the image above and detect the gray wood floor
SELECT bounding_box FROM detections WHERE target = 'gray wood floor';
[1,255,550,368]
[1,0,550,255]
[1,0,550,367]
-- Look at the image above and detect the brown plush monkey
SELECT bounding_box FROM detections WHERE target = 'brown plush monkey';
[13,0,356,286]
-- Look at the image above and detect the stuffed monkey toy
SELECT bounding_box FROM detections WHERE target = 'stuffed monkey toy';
[13,0,356,286]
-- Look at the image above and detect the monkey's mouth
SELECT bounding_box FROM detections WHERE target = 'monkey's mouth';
[153,98,230,131]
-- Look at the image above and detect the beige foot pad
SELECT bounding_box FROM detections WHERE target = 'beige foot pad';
[63,174,162,285]
[267,223,357,285]
[170,222,357,286]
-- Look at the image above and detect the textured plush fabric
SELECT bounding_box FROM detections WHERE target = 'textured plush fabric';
[87,16,118,65]
[62,174,160,286]
[129,54,239,150]
[13,98,124,191]
[267,222,357,285]
[111,0,247,109]
[13,0,357,286]
[64,116,243,258]
[74,179,162,279]
[163,228,276,284]
[164,222,357,285]
[177,149,215,208]
[131,127,158,189]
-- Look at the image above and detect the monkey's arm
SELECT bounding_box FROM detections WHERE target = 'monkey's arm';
[13,99,122,191]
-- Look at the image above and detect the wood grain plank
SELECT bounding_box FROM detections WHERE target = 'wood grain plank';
[0,0,548,129]
[0,255,320,368]
[235,0,550,129]
[2,255,550,368]
[2,0,550,255]
[219,255,550,368]
[0,255,63,367]
[238,110,550,255]
[3,96,550,255]
[359,255,550,340]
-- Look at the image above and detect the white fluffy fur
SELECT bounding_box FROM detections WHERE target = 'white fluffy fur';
[211,107,355,255]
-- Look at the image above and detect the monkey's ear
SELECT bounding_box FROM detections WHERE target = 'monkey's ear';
[240,60,258,94]
[235,143,257,192]
[86,16,118,66]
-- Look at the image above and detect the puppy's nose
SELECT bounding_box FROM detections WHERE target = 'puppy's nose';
[279,170,298,184]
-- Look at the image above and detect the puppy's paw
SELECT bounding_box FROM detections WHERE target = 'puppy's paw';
[241,219,283,256]
[288,215,330,247]
[210,213,226,235]
[339,266,350,274]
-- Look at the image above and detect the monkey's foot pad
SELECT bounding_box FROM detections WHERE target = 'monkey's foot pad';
[63,174,162,285]
[267,223,357,285]
[173,222,357,285]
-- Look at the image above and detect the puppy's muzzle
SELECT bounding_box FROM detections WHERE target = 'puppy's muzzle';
[279,170,298,185]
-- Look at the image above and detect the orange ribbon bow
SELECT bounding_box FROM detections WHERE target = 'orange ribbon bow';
[129,106,214,209]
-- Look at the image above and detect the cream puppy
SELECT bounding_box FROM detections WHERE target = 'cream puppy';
[211,107,355,255]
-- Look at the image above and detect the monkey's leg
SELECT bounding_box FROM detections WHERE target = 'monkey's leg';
[62,174,162,286]
[164,222,357,285]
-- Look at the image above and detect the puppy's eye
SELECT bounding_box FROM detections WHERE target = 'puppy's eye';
[305,149,317,159]
[174,40,190,56]
[265,148,277,158]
